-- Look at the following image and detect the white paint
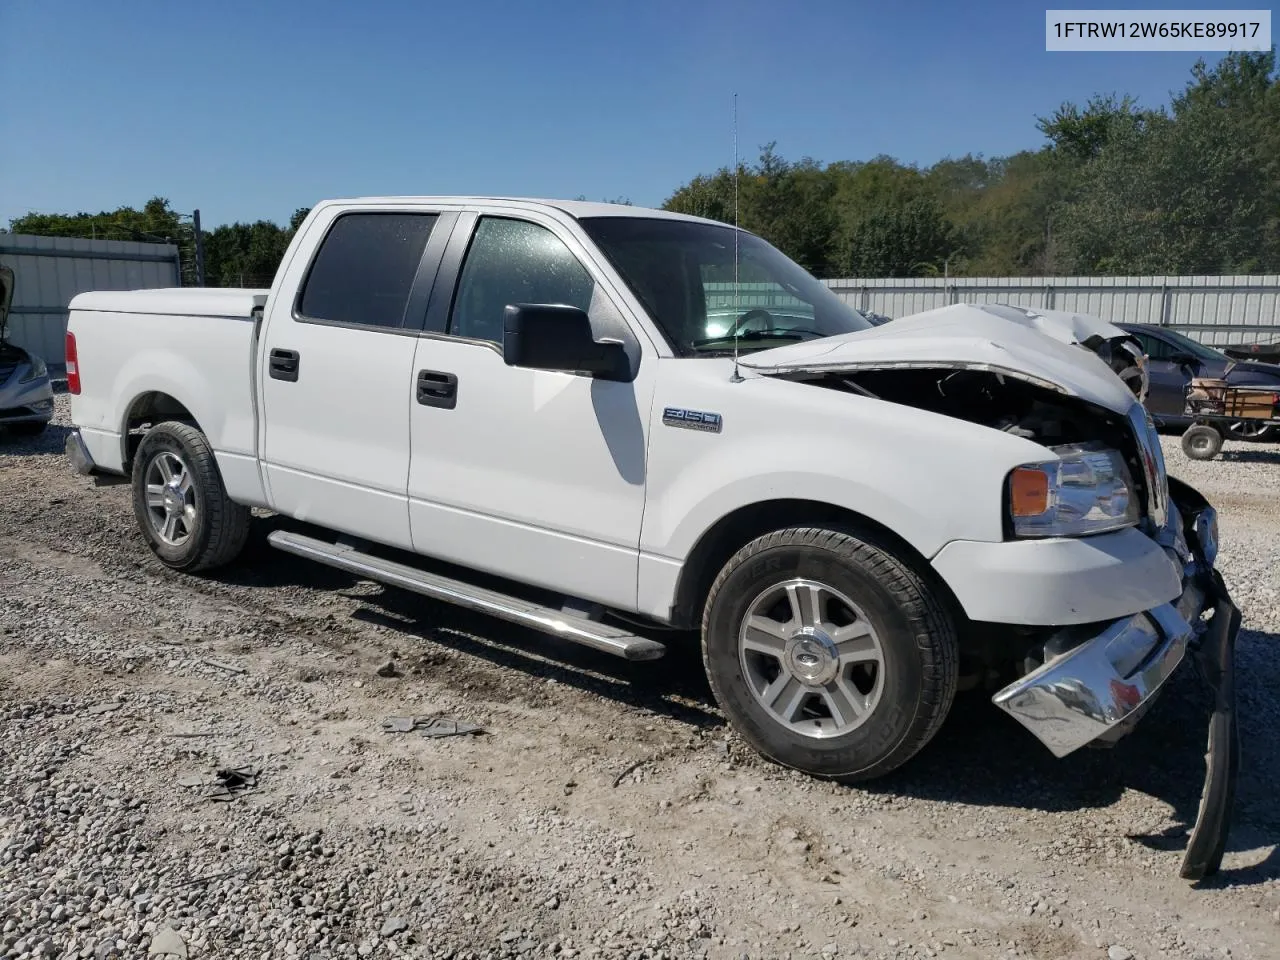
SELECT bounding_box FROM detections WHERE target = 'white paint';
[67,196,1185,631]
[932,528,1182,626]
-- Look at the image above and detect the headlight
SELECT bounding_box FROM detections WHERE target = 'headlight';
[1008,443,1139,537]
[18,355,47,383]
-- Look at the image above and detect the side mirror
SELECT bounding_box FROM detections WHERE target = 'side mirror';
[502,304,632,381]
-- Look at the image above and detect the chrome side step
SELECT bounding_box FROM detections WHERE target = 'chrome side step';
[267,530,666,661]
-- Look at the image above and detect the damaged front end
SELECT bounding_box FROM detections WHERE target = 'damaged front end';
[831,367,1238,880]
[991,472,1239,881]
[740,311,1238,881]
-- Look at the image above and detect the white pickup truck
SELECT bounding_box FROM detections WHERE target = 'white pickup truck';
[64,198,1240,879]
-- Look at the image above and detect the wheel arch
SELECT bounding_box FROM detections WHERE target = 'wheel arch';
[667,498,963,631]
[120,391,202,469]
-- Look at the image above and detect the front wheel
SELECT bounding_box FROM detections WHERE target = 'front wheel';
[701,527,958,782]
[130,420,252,572]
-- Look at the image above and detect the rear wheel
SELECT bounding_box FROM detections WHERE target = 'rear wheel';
[1224,420,1275,442]
[1181,424,1224,461]
[701,526,958,782]
[130,421,251,571]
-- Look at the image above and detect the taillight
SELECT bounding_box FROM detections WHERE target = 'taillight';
[65,331,81,395]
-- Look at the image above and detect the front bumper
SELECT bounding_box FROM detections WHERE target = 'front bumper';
[991,569,1203,759]
[0,372,55,423]
[992,478,1241,881]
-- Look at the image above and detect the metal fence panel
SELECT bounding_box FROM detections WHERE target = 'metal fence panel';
[0,233,180,364]
[822,275,1280,347]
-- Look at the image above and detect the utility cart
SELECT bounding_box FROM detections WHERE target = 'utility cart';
[1180,377,1280,460]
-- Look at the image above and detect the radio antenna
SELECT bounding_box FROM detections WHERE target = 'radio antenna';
[730,92,743,383]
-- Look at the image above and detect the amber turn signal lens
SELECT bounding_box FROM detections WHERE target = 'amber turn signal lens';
[1010,467,1050,517]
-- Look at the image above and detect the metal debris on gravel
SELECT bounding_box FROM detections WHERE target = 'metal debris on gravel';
[381,715,484,737]
[205,765,260,802]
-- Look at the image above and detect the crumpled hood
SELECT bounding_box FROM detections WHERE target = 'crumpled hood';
[738,302,1140,414]
[976,303,1132,345]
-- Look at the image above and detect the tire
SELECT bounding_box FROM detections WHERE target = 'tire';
[1181,424,1224,461]
[1224,420,1275,442]
[130,420,252,572]
[701,526,958,782]
[5,420,47,437]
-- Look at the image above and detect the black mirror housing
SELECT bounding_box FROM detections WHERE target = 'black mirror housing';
[502,304,632,381]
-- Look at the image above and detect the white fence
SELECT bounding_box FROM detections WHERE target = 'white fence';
[821,275,1280,347]
[0,233,181,365]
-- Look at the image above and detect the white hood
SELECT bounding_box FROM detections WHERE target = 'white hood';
[738,303,1140,414]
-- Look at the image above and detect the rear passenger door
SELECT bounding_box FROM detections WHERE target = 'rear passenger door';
[259,206,456,549]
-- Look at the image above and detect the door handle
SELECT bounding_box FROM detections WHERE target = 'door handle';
[269,348,300,382]
[417,369,458,409]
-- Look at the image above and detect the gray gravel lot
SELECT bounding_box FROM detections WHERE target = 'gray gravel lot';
[1,396,1278,960]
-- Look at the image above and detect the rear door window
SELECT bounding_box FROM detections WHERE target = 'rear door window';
[298,213,438,328]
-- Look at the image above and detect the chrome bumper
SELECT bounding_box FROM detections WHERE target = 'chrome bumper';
[992,488,1220,758]
[992,479,1242,882]
[65,428,96,475]
[992,581,1200,758]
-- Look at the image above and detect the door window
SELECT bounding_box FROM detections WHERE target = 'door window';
[297,213,438,328]
[1136,333,1177,361]
[449,218,595,344]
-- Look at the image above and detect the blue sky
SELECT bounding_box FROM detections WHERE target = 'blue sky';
[0,0,1253,230]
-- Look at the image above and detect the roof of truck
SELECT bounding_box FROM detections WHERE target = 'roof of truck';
[323,197,727,226]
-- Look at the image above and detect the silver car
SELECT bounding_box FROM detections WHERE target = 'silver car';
[0,265,55,438]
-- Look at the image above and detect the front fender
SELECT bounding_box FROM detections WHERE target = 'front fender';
[634,368,1057,621]
[640,372,1053,564]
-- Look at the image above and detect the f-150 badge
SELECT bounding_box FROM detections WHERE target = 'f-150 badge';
[662,407,722,433]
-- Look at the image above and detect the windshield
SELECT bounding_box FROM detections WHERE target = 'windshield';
[578,216,873,356]
[1161,327,1227,362]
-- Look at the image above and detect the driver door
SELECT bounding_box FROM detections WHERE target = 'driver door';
[1133,332,1192,420]
[405,212,657,611]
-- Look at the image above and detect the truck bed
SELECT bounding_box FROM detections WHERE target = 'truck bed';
[69,287,269,318]
[66,287,270,504]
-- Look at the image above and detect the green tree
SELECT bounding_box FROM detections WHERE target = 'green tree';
[10,196,184,243]
[841,194,957,277]
[203,220,293,287]
[1036,94,1150,161]
[663,144,839,274]
[1054,49,1278,274]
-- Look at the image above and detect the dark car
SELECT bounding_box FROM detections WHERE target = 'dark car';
[1118,322,1280,441]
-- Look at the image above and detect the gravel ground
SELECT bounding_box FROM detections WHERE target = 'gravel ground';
[1,396,1278,960]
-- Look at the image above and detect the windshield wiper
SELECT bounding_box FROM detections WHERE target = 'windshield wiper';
[691,329,829,348]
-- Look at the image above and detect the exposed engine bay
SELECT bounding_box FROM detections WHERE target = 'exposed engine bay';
[811,365,1148,489]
